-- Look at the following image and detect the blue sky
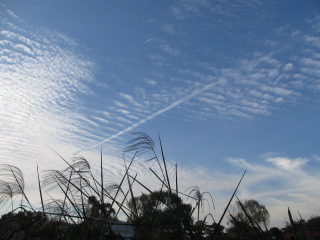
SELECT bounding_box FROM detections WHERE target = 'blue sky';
[1,0,320,227]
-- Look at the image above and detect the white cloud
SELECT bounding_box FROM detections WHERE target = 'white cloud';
[2,5,320,228]
[249,89,274,100]
[261,86,293,97]
[115,116,133,124]
[159,42,180,56]
[170,6,184,20]
[283,63,293,71]
[92,116,110,125]
[83,80,222,151]
[265,40,278,47]
[144,78,157,86]
[267,69,279,78]
[13,43,34,55]
[197,96,223,106]
[0,9,104,188]
[300,57,320,68]
[161,24,177,35]
[117,109,131,115]
[274,97,284,103]
[304,35,320,48]
[312,155,320,162]
[227,156,320,227]
[266,157,309,171]
[300,67,320,77]
[119,93,142,107]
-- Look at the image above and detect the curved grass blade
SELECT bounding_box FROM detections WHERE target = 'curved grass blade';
[36,164,45,213]
[211,170,246,238]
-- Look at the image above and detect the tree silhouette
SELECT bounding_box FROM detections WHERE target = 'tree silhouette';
[227,199,269,239]
[127,190,193,240]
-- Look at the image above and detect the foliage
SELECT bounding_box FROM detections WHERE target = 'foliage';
[0,210,58,239]
[0,132,250,239]
[283,215,320,240]
[269,227,282,240]
[231,199,269,226]
[86,195,115,219]
[0,157,124,239]
[128,190,193,240]
[192,221,225,240]
[227,199,270,240]
[307,215,320,231]
[5,131,316,240]
[238,199,269,226]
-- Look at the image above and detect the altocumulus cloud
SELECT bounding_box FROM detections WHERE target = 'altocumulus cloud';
[0,7,99,188]
[1,4,320,228]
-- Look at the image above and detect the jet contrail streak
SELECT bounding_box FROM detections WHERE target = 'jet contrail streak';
[81,81,218,152]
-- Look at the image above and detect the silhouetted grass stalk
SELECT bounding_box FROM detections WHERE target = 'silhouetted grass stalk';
[0,132,250,240]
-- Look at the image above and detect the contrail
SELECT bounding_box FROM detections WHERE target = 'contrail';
[81,81,218,152]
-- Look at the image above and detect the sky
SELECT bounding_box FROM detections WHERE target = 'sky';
[1,0,320,228]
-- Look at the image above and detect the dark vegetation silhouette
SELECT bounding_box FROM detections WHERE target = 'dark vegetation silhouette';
[227,199,270,240]
[282,211,320,240]
[0,132,317,239]
[127,190,193,240]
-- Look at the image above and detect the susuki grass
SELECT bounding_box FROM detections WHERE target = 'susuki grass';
[0,132,247,240]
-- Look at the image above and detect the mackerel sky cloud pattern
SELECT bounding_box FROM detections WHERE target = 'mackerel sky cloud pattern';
[0,1,320,226]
